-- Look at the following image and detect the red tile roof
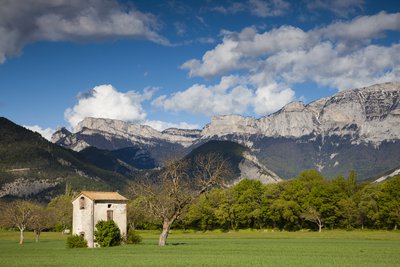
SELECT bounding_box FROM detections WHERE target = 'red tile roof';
[78,191,128,201]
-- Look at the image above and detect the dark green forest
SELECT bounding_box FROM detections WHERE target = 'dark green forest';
[129,171,400,232]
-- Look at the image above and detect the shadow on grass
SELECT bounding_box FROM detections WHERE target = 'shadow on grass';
[170,242,187,246]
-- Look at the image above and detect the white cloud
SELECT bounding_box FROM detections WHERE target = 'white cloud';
[181,38,243,78]
[152,75,295,117]
[181,12,400,91]
[0,0,167,63]
[211,3,245,15]
[260,42,400,91]
[316,12,400,44]
[64,85,151,129]
[144,120,199,131]
[211,0,290,17]
[24,125,54,141]
[249,0,290,17]
[253,83,296,115]
[65,84,200,132]
[307,0,365,17]
[153,75,255,116]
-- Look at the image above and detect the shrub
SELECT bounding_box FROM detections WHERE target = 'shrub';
[95,220,121,247]
[126,229,142,244]
[66,235,87,248]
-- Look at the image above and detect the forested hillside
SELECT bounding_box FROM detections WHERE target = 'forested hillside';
[0,117,134,201]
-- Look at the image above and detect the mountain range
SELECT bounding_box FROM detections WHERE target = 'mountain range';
[1,82,399,200]
[53,82,400,181]
[0,119,276,201]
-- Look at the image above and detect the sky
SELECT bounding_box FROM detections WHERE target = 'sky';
[1,0,400,140]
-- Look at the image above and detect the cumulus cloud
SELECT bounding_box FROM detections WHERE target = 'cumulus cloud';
[181,38,244,78]
[24,125,54,141]
[317,12,400,44]
[65,84,199,132]
[64,85,152,129]
[0,0,167,63]
[152,75,295,117]
[153,76,254,116]
[181,12,400,91]
[253,83,295,115]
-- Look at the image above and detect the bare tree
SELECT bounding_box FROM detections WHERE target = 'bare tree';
[30,205,55,242]
[131,153,233,246]
[301,206,323,232]
[1,200,35,244]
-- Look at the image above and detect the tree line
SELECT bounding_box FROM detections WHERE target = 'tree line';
[129,170,400,233]
[1,156,399,246]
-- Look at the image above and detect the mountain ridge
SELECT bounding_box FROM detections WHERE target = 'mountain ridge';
[52,82,400,180]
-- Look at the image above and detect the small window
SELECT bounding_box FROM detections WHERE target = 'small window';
[79,232,85,237]
[107,210,113,221]
[79,197,85,209]
[108,204,112,208]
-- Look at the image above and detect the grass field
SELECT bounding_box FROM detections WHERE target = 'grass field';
[0,230,400,267]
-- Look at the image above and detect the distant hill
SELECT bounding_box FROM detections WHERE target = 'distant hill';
[186,140,281,184]
[0,117,135,201]
[78,146,156,175]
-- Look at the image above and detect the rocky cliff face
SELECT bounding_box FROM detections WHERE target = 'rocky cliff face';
[52,82,400,180]
[202,82,400,143]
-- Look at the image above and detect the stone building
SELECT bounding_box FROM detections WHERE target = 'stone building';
[72,191,128,247]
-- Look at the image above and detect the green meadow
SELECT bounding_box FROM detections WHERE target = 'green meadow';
[1,230,400,267]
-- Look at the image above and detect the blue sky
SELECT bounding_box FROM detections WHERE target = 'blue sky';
[0,0,399,139]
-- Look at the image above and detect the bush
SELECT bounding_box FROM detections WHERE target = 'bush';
[95,220,121,247]
[126,229,142,244]
[66,235,87,248]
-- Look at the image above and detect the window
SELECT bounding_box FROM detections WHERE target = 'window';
[108,204,112,208]
[107,210,113,221]
[79,197,85,209]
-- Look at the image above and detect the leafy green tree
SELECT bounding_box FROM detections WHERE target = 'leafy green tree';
[95,220,121,247]
[347,170,358,197]
[127,197,158,230]
[48,195,72,232]
[301,206,323,232]
[269,198,301,230]
[378,176,400,230]
[354,183,381,229]
[230,179,267,229]
[291,171,344,230]
[214,189,239,231]
[305,181,343,229]
[297,169,324,186]
[263,182,284,228]
[185,188,224,231]
[204,180,268,230]
[337,197,358,230]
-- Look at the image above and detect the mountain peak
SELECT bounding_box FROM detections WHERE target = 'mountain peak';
[281,101,305,112]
